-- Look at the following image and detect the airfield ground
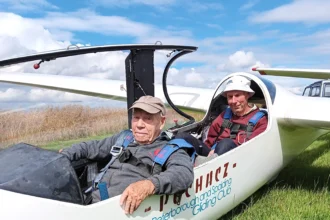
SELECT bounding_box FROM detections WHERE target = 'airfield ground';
[221,134,330,219]
[1,106,329,219]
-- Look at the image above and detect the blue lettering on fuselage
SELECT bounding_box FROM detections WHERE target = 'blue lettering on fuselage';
[152,178,232,219]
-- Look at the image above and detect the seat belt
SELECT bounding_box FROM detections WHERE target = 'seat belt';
[245,110,267,139]
[211,107,267,149]
[211,108,232,148]
[92,146,124,200]
[118,138,196,175]
[84,130,134,200]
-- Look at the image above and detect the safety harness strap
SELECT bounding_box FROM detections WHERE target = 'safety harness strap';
[118,150,153,174]
[119,138,196,175]
[245,110,267,139]
[154,138,196,166]
[88,130,134,199]
[212,107,267,148]
[211,108,232,148]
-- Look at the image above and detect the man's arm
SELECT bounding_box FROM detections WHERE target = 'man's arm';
[248,116,268,140]
[204,113,224,148]
[120,180,155,214]
[148,149,194,195]
[119,149,193,214]
[60,132,121,161]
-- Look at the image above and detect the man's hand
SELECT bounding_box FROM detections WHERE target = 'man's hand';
[208,149,215,156]
[120,180,155,215]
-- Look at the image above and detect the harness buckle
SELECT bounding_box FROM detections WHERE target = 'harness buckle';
[222,120,232,128]
[229,124,241,139]
[230,134,237,139]
[92,175,102,189]
[237,132,247,144]
[246,123,254,132]
[110,146,123,157]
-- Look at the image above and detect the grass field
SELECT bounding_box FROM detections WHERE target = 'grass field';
[2,106,329,219]
[221,134,330,219]
[39,133,114,151]
[0,105,202,149]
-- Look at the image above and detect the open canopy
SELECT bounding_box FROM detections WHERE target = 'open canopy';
[0,44,198,126]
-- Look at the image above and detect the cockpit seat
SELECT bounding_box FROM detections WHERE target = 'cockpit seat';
[0,143,84,204]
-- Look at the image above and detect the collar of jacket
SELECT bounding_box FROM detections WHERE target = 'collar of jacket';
[233,104,257,117]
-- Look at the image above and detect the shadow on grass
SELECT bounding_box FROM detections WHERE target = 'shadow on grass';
[220,135,330,220]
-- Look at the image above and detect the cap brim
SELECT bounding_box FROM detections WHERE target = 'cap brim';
[221,87,255,98]
[129,103,161,114]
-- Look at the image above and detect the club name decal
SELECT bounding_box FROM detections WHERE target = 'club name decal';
[150,161,236,219]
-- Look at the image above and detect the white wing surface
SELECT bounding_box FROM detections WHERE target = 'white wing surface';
[252,68,330,130]
[253,67,330,79]
[0,73,214,111]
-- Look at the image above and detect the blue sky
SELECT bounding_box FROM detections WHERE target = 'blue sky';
[1,0,330,108]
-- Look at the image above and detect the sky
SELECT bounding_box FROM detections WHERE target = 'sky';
[1,0,330,110]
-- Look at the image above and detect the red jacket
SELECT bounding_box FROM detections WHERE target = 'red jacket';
[204,108,268,148]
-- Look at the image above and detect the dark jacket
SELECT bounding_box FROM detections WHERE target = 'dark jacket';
[61,131,194,202]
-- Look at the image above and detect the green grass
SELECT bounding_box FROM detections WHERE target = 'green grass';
[221,134,330,220]
[39,133,113,151]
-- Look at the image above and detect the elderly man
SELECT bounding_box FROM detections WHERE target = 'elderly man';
[176,75,268,158]
[60,96,194,214]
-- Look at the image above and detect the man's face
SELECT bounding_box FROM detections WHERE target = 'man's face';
[131,109,166,144]
[226,90,250,116]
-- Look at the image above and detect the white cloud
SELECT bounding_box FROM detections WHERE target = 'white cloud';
[0,12,133,105]
[0,36,31,60]
[0,13,69,54]
[187,1,223,12]
[0,0,58,11]
[239,0,259,11]
[92,0,223,12]
[32,10,153,38]
[0,88,25,101]
[28,9,198,47]
[93,0,176,7]
[250,0,330,24]
[201,34,257,49]
[30,51,128,79]
[0,11,270,94]
[168,68,179,76]
[206,23,222,30]
[303,43,330,55]
[0,11,256,63]
[251,61,269,70]
[162,66,222,89]
[218,51,268,73]
[184,68,205,86]
[228,51,256,68]
[0,11,308,108]
[277,29,330,55]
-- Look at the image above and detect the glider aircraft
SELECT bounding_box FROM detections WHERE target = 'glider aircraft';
[1,44,330,219]
[301,79,330,97]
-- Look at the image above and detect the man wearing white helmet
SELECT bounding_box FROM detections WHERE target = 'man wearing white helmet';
[204,75,268,156]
